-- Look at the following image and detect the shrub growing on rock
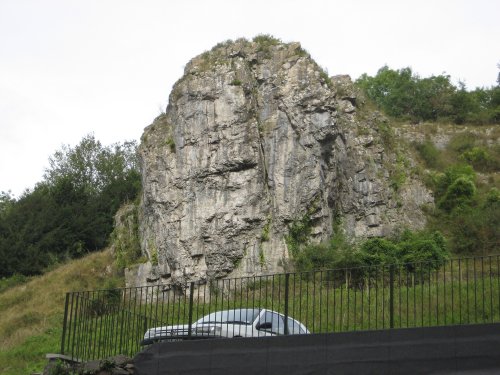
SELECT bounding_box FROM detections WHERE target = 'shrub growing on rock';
[437,176,476,212]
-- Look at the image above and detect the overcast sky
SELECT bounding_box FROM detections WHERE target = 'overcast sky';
[1,0,499,197]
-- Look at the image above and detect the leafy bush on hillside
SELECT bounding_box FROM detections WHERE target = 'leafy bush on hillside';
[461,146,499,172]
[415,140,442,169]
[437,176,476,212]
[396,230,448,270]
[448,132,477,154]
[293,226,449,276]
[359,238,399,266]
[433,164,476,199]
[447,202,499,255]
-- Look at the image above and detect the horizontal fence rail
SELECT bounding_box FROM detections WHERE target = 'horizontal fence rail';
[61,255,500,361]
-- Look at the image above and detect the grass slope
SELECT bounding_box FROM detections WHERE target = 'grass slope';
[0,249,122,375]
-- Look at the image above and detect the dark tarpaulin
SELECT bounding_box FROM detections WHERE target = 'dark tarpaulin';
[134,323,500,375]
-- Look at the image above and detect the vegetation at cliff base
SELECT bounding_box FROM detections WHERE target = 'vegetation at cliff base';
[292,223,449,275]
[0,134,141,278]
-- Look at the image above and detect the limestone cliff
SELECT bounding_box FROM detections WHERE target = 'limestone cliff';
[132,38,431,290]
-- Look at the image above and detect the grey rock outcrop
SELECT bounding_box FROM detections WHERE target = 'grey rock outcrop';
[135,38,431,290]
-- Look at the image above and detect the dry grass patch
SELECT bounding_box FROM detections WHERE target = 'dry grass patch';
[0,248,122,374]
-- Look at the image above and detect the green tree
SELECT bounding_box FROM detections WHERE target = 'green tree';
[356,66,455,122]
[357,66,416,118]
[44,134,139,194]
[0,191,14,218]
[450,82,479,124]
[0,136,141,277]
[356,65,499,124]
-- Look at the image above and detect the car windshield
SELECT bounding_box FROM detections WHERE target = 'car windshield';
[196,309,260,325]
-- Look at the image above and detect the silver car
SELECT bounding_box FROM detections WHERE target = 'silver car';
[142,308,309,344]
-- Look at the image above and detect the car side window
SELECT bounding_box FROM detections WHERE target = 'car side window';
[287,318,307,334]
[287,318,299,334]
[258,311,285,335]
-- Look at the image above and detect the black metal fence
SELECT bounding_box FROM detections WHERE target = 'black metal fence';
[61,255,500,361]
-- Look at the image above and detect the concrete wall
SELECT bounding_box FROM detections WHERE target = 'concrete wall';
[134,323,500,375]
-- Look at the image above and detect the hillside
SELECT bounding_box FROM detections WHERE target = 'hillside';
[0,249,121,375]
[0,36,498,372]
[0,127,497,375]
[398,122,499,254]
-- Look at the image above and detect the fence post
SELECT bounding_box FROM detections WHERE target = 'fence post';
[60,292,70,354]
[188,282,195,338]
[284,273,290,335]
[389,265,394,329]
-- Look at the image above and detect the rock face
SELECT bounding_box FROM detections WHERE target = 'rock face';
[136,38,431,290]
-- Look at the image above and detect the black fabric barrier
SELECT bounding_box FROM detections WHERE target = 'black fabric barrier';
[134,323,500,375]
